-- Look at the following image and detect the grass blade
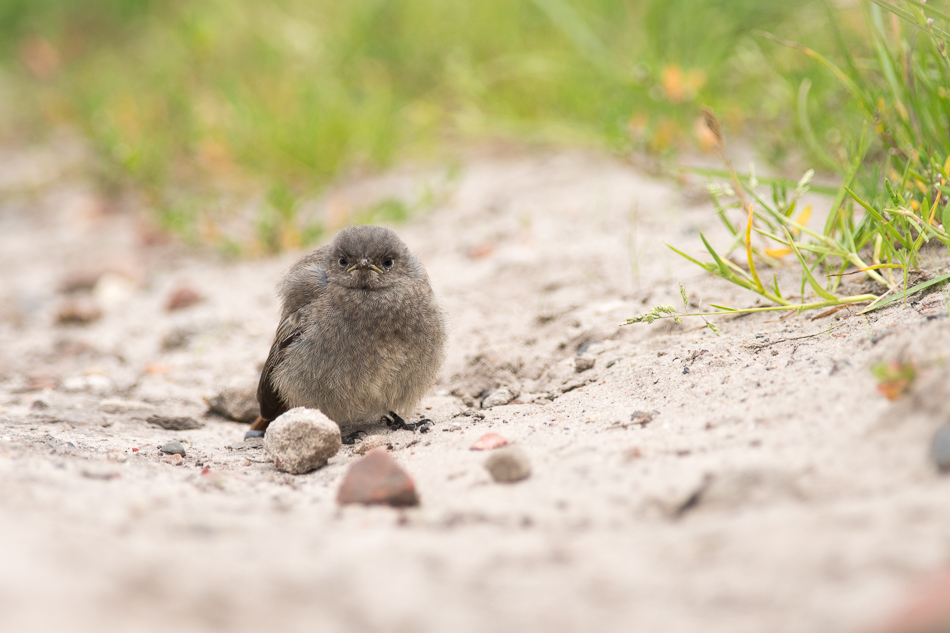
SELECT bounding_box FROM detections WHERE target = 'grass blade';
[784,227,839,301]
[860,272,950,314]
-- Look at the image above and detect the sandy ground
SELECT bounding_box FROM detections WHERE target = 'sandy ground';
[1,139,949,633]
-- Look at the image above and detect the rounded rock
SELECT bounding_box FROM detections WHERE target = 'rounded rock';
[482,387,515,409]
[205,381,259,423]
[931,425,950,472]
[160,441,186,457]
[574,357,595,373]
[485,446,531,483]
[264,407,341,474]
[337,448,419,507]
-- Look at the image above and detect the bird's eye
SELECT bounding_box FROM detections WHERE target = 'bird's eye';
[382,257,394,269]
[338,257,348,267]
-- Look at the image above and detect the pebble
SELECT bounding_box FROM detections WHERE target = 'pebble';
[160,441,186,457]
[166,285,204,311]
[56,297,101,324]
[574,357,595,373]
[205,381,259,423]
[161,327,194,350]
[164,454,184,466]
[629,410,655,427]
[485,446,531,483]
[337,448,419,507]
[94,272,137,310]
[931,425,950,472]
[353,434,391,455]
[481,387,515,409]
[264,408,341,474]
[470,433,509,451]
[148,416,204,431]
[59,269,103,294]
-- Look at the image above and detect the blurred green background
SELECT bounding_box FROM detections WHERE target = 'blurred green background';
[0,0,874,252]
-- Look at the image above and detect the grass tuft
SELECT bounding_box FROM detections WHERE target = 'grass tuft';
[632,1,950,326]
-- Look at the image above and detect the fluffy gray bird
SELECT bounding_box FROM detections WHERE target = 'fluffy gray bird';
[246,225,447,438]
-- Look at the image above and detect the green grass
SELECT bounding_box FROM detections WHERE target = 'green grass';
[6,0,949,315]
[0,0,825,252]
[628,0,950,326]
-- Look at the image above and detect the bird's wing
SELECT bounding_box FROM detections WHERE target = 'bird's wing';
[257,306,309,422]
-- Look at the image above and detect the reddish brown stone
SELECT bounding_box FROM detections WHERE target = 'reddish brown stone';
[470,433,509,451]
[166,286,203,311]
[870,564,950,633]
[337,448,419,507]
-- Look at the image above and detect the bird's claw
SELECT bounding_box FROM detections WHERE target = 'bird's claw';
[341,430,367,445]
[385,412,433,433]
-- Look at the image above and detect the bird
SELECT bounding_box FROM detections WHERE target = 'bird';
[246,225,447,439]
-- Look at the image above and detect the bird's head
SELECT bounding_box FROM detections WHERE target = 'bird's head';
[326,225,417,290]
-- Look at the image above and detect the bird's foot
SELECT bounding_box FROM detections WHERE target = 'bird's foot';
[385,412,432,433]
[244,429,266,440]
[341,430,367,445]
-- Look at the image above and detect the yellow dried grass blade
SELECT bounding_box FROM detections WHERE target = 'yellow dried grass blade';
[796,204,812,227]
[927,192,940,226]
[745,203,764,292]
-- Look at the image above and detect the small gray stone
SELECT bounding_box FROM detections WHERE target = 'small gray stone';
[485,446,531,483]
[264,408,342,474]
[932,425,950,472]
[161,327,194,350]
[148,415,203,431]
[160,441,186,457]
[205,381,259,423]
[574,356,595,373]
[481,386,515,409]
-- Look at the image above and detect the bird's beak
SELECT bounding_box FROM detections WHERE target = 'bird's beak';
[347,258,384,274]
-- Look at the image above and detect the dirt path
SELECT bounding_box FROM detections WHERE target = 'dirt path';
[1,142,949,633]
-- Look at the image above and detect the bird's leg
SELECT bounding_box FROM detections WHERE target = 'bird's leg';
[341,429,367,445]
[384,411,407,429]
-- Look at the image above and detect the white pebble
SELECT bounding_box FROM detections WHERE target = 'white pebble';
[264,408,342,474]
